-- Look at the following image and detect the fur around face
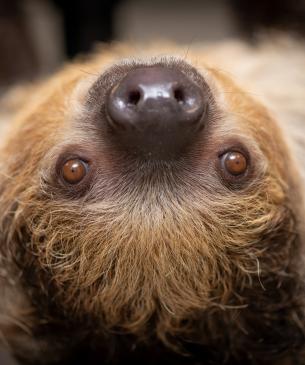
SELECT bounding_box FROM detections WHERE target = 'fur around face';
[0,37,305,365]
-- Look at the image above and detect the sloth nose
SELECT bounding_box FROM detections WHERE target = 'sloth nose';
[106,66,207,159]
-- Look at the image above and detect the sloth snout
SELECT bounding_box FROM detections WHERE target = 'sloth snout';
[105,66,208,160]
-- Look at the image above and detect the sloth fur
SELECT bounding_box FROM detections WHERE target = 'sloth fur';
[0,37,305,365]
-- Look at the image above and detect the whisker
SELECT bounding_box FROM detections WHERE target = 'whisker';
[183,36,197,61]
[79,69,99,77]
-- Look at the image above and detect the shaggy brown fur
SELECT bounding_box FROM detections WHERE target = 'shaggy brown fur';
[0,38,305,365]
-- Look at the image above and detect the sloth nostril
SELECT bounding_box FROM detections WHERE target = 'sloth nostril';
[127,89,141,105]
[173,87,185,104]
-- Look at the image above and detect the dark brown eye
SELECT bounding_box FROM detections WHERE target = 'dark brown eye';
[62,159,88,184]
[222,151,247,176]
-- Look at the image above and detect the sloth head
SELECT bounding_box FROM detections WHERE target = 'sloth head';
[0,45,303,347]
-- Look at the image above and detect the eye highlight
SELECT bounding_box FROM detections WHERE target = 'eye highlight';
[62,159,88,184]
[221,151,248,176]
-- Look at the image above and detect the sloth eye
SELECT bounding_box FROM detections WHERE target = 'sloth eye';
[221,151,248,176]
[62,159,88,184]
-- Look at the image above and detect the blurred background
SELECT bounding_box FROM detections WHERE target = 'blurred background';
[0,0,305,363]
[0,0,305,94]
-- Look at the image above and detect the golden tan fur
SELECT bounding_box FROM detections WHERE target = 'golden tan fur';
[0,38,305,364]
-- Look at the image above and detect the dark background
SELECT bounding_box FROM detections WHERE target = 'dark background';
[0,0,304,363]
[0,0,304,92]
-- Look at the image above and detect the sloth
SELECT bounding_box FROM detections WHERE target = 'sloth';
[0,38,305,365]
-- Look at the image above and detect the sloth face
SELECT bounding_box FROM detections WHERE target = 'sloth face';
[0,46,300,346]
